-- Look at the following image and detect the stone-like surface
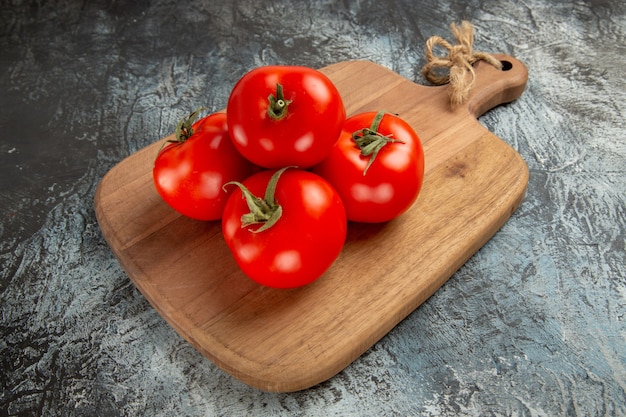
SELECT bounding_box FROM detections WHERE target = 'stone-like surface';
[1,1,624,415]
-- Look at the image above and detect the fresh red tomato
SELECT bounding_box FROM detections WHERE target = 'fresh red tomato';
[153,110,258,221]
[226,65,346,169]
[313,111,425,223]
[222,167,347,288]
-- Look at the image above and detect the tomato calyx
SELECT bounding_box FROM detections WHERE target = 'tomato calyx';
[224,166,293,233]
[158,107,208,150]
[267,83,292,121]
[157,107,207,155]
[352,111,405,175]
[172,106,207,143]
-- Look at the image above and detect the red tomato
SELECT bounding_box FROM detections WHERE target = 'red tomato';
[222,167,347,288]
[153,110,258,221]
[226,66,346,169]
[313,111,425,223]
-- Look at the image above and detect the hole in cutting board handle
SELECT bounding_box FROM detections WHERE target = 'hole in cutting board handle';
[500,60,513,71]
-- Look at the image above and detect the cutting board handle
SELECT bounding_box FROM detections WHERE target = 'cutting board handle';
[466,53,528,118]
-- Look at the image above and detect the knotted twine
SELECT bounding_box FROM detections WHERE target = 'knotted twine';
[422,21,502,106]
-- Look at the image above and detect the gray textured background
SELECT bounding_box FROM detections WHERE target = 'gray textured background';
[1,1,625,416]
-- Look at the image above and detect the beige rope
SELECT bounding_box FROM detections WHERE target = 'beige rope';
[422,21,502,106]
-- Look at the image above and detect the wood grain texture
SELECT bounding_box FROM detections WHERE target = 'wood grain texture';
[94,55,528,392]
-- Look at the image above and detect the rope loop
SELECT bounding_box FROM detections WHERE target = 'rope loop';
[422,21,502,106]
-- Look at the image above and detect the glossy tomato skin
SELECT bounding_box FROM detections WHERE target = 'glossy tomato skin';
[226,66,346,169]
[222,169,347,288]
[313,112,425,223]
[153,112,258,221]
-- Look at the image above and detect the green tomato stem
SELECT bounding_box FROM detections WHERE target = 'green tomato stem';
[267,83,292,121]
[157,106,207,155]
[223,166,293,233]
[174,106,207,142]
[351,110,405,176]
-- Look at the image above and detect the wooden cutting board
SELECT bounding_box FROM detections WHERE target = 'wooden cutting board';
[94,54,528,392]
